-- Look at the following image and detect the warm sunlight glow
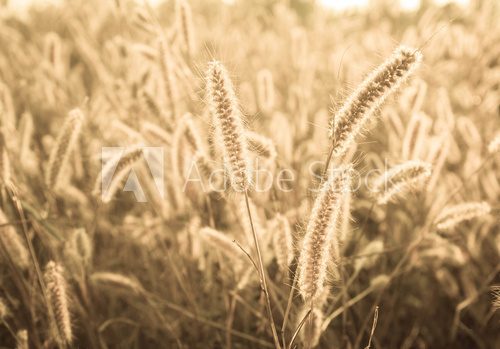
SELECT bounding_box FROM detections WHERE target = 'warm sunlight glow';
[321,0,368,10]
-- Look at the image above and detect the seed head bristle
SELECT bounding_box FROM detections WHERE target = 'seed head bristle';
[141,121,172,144]
[491,286,500,310]
[176,0,196,56]
[93,145,145,203]
[71,228,92,267]
[354,240,384,272]
[246,130,277,160]
[193,151,223,191]
[271,214,294,275]
[330,46,422,158]
[44,261,72,345]
[206,61,252,192]
[139,89,162,118]
[90,272,144,294]
[373,160,432,204]
[45,108,85,191]
[16,330,28,349]
[158,38,178,118]
[435,201,491,231]
[297,165,351,303]
[179,113,204,152]
[0,208,30,269]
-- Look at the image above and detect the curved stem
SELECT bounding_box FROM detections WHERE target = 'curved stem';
[288,309,311,349]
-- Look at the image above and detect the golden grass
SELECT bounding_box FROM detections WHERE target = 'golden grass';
[0,0,498,348]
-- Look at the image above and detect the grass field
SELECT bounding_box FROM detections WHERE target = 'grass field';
[0,0,499,348]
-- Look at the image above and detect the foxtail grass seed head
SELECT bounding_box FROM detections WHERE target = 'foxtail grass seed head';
[427,133,450,192]
[178,113,204,152]
[435,202,491,231]
[90,272,144,294]
[193,151,223,191]
[71,228,92,267]
[44,261,72,345]
[176,0,195,56]
[0,4,498,348]
[206,61,252,192]
[0,208,30,269]
[171,114,205,188]
[297,165,351,303]
[45,108,84,190]
[418,236,466,267]
[330,46,422,158]
[246,130,277,161]
[16,330,28,349]
[139,89,162,117]
[58,184,89,206]
[354,240,384,272]
[370,274,390,290]
[492,286,500,310]
[271,214,294,275]
[141,121,171,145]
[456,116,482,149]
[372,160,432,204]
[158,38,178,118]
[94,145,144,203]
[402,111,432,161]
[131,6,157,35]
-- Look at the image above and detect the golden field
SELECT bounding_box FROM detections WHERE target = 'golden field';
[0,0,499,348]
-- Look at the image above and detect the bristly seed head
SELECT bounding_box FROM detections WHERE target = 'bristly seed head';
[372,160,432,204]
[45,108,85,191]
[44,261,72,345]
[297,165,352,303]
[330,46,422,158]
[0,208,30,270]
[435,201,491,231]
[206,61,252,192]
